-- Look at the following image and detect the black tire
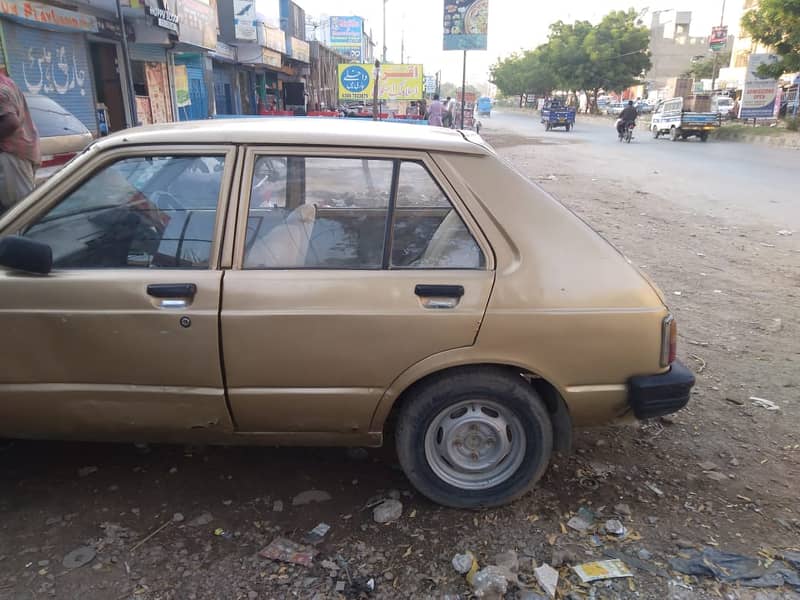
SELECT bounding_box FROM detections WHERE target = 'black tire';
[565,123,572,132]
[670,127,680,142]
[395,367,553,508]
[652,126,660,139]
[700,132,708,142]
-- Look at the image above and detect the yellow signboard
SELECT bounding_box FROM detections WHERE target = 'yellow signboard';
[338,64,424,101]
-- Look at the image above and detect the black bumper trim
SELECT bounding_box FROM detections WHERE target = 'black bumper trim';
[628,361,695,419]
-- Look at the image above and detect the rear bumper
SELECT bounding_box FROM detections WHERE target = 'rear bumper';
[628,361,694,419]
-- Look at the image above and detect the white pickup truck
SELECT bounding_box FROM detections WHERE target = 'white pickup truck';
[650,97,721,142]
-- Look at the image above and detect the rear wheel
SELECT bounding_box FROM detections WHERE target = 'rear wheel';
[565,123,571,132]
[670,126,680,142]
[700,132,709,142]
[652,126,660,139]
[395,368,553,508]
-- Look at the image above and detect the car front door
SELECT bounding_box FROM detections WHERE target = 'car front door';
[0,146,238,440]
[220,149,495,439]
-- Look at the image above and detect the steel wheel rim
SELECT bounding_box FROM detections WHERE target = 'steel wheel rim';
[424,399,527,490]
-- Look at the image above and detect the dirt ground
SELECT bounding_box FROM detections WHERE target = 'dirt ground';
[1,130,798,600]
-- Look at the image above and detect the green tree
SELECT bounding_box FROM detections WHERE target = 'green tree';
[742,0,800,78]
[683,51,732,79]
[489,53,528,105]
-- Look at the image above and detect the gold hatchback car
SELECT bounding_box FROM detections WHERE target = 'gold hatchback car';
[0,119,693,508]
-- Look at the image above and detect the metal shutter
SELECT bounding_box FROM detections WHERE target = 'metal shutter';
[2,22,97,134]
[129,44,168,63]
[175,55,208,121]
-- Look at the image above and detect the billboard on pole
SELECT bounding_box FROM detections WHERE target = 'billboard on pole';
[740,54,780,119]
[443,0,488,50]
[338,64,424,101]
[329,16,363,62]
[709,25,727,52]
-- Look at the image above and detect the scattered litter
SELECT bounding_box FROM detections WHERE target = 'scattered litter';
[372,499,403,524]
[131,519,172,552]
[62,546,96,570]
[761,242,776,247]
[645,482,664,497]
[750,397,780,411]
[188,512,214,527]
[533,563,559,598]
[688,354,706,373]
[688,340,709,347]
[272,500,283,512]
[77,466,98,478]
[292,490,332,506]
[724,397,745,406]
[303,523,330,545]
[706,471,729,482]
[172,512,184,523]
[669,547,800,589]
[320,559,339,572]
[572,559,633,583]
[259,537,317,567]
[605,519,627,537]
[614,503,632,516]
[213,528,233,540]
[767,318,783,332]
[452,552,477,575]
[471,566,509,598]
[698,461,718,471]
[673,291,682,296]
[777,229,793,236]
[567,506,595,532]
[604,548,667,577]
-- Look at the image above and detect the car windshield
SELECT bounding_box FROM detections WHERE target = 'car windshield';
[24,95,90,137]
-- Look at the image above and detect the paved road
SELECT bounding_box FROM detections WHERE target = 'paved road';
[481,110,800,230]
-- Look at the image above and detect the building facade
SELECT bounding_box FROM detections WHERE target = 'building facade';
[646,10,710,93]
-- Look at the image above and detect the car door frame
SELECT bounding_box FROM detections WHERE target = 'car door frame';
[218,145,496,444]
[0,143,241,442]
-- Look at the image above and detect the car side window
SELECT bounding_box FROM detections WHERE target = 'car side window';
[24,155,225,269]
[244,156,392,269]
[391,162,485,269]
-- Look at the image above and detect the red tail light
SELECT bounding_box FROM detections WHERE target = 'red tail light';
[39,153,76,168]
[661,315,677,367]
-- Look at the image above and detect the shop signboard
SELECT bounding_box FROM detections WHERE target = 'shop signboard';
[211,40,237,62]
[233,0,257,41]
[176,0,217,50]
[424,75,437,94]
[291,37,310,63]
[443,0,488,51]
[338,63,424,101]
[147,3,179,34]
[259,23,286,54]
[174,65,191,107]
[740,53,780,119]
[329,16,362,62]
[0,0,98,32]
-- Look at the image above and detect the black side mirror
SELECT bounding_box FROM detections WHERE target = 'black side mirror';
[0,236,53,274]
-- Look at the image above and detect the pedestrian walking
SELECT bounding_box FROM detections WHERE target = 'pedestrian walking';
[442,96,455,128]
[0,73,40,213]
[426,94,444,127]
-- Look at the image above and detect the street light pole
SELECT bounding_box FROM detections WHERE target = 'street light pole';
[710,0,727,92]
[382,0,387,63]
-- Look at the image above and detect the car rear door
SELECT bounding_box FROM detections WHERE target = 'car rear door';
[219,148,495,437]
[0,145,238,440]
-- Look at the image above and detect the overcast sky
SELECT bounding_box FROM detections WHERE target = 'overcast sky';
[258,1,736,85]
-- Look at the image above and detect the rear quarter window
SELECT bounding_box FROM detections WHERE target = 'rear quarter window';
[25,96,90,138]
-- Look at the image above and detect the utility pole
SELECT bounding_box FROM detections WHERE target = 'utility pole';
[710,0,726,92]
[460,50,467,128]
[115,0,137,126]
[382,0,387,63]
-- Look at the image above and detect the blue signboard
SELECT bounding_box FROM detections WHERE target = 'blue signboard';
[329,16,362,62]
[339,65,370,93]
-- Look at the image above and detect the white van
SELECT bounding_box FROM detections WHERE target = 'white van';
[712,96,735,118]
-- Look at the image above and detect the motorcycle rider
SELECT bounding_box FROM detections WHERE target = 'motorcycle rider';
[617,100,638,137]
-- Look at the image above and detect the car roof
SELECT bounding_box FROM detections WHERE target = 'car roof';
[93,118,492,156]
